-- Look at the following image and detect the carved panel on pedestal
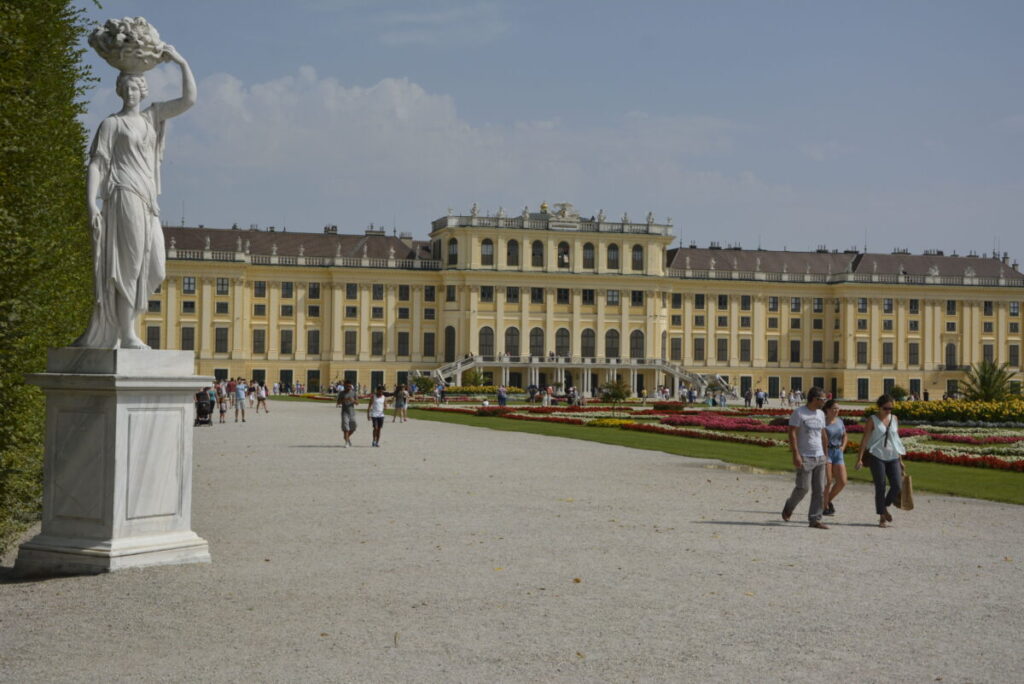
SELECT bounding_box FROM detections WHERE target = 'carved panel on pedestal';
[126,409,183,519]
[54,411,106,521]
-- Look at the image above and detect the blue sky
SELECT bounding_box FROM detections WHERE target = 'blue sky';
[79,0,1024,262]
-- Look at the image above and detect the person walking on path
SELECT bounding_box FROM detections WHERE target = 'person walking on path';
[336,379,358,447]
[781,386,830,529]
[392,384,409,423]
[856,394,907,528]
[368,385,390,447]
[234,378,247,423]
[822,399,848,516]
[256,382,269,413]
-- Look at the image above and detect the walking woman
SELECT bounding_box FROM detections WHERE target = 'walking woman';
[856,394,907,528]
[368,385,390,447]
[822,399,847,516]
[392,384,409,423]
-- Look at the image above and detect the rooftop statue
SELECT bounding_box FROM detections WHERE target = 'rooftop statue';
[73,17,196,349]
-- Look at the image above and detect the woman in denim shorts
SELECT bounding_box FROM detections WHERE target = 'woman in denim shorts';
[822,399,848,516]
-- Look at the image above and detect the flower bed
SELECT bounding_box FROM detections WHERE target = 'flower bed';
[880,398,1024,424]
[588,418,636,428]
[621,422,780,447]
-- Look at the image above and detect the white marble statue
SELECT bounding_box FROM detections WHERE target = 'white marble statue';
[73,18,195,349]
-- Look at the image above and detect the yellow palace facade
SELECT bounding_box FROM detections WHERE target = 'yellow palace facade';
[142,203,1024,399]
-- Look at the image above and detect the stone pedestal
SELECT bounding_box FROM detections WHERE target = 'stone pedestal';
[14,348,211,576]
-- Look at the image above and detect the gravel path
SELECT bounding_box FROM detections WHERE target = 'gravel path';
[2,400,1022,683]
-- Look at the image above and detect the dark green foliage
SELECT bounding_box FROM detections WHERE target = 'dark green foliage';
[600,377,631,411]
[0,1,95,553]
[960,360,1018,402]
[889,385,909,401]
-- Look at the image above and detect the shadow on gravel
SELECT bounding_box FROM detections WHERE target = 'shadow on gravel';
[289,444,343,448]
[694,519,882,528]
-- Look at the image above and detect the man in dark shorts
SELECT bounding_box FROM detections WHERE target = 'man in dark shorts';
[336,379,358,447]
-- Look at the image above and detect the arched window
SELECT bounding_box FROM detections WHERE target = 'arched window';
[531,240,544,268]
[605,329,620,358]
[630,330,645,359]
[945,343,958,369]
[582,243,595,269]
[444,325,456,362]
[478,326,494,357]
[631,244,644,271]
[447,238,458,266]
[481,238,494,266]
[581,329,596,357]
[529,327,545,357]
[557,241,570,269]
[607,243,620,269]
[505,326,520,356]
[507,239,519,266]
[555,328,570,356]
[431,240,441,260]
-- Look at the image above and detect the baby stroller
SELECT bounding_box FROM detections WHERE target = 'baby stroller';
[194,390,213,426]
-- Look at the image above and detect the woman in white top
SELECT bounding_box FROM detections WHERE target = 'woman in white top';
[367,385,390,447]
[856,394,907,528]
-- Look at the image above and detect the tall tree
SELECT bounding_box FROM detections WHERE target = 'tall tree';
[0,1,95,552]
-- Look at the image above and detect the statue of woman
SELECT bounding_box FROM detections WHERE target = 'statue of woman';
[73,44,195,348]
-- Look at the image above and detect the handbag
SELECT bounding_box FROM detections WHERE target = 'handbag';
[899,469,914,511]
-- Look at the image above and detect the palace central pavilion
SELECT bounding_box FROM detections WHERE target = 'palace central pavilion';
[144,202,1024,399]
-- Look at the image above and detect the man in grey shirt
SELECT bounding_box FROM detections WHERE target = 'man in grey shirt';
[781,386,830,529]
[336,379,358,447]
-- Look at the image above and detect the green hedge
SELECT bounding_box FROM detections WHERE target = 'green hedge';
[0,1,94,554]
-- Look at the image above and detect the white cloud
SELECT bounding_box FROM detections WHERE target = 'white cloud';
[142,66,782,232]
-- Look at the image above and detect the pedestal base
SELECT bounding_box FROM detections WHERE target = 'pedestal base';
[15,531,210,576]
[15,348,211,577]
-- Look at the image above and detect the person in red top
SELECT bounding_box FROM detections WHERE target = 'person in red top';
[226,379,237,408]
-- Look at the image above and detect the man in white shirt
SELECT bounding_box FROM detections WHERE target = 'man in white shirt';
[781,386,830,528]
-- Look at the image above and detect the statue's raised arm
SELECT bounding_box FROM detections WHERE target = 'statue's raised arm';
[73,17,195,349]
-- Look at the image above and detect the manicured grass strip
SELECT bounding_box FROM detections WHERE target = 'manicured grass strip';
[409,408,1024,505]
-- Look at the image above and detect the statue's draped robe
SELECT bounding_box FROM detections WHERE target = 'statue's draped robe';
[74,103,166,348]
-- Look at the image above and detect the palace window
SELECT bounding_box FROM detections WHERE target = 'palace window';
[631,290,644,307]
[882,342,893,365]
[909,320,919,332]
[883,319,893,331]
[307,330,320,355]
[812,298,823,313]
[716,337,728,362]
[216,302,229,315]
[397,307,409,319]
[254,304,266,317]
[446,285,457,302]
[1011,302,1020,316]
[423,332,435,357]
[630,330,645,359]
[718,316,728,327]
[858,298,868,313]
[397,332,410,357]
[767,340,778,363]
[556,328,571,356]
[695,315,706,327]
[424,285,435,302]
[531,287,544,304]
[909,299,920,314]
[857,341,868,364]
[767,296,778,312]
[346,283,358,299]
[790,297,801,313]
[631,245,644,271]
[582,289,595,305]
[372,284,384,300]
[506,287,519,303]
[478,327,495,357]
[480,286,494,303]
[605,330,620,358]
[254,281,266,297]
[740,316,751,328]
[531,240,544,267]
[147,326,161,350]
[718,295,728,309]
[695,294,706,310]
[280,330,293,355]
[505,327,521,356]
[812,318,823,330]
[583,243,595,269]
[183,277,196,294]
[883,298,893,314]
[790,340,801,363]
[281,305,293,317]
[481,239,494,266]
[506,240,519,267]
[741,295,751,311]
[739,338,751,362]
[148,300,161,313]
[790,318,801,330]
[308,282,320,299]
[448,238,458,266]
[767,317,777,329]
[607,244,620,270]
[345,306,358,318]
[250,330,264,354]
[344,330,357,356]
[909,342,920,366]
[607,290,620,306]
[371,331,384,356]
[424,308,435,320]
[216,278,229,295]
[581,329,596,357]
[398,285,409,301]
[984,301,994,316]
[182,301,196,314]
[557,288,570,304]
[281,282,294,298]
[672,293,683,309]
[983,321,994,333]
[308,304,321,317]
[372,307,383,319]
[693,337,705,362]
[558,242,571,268]
[946,300,957,315]
[529,327,545,357]
[812,340,823,363]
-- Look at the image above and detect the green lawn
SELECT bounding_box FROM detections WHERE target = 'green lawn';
[409,408,1024,505]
